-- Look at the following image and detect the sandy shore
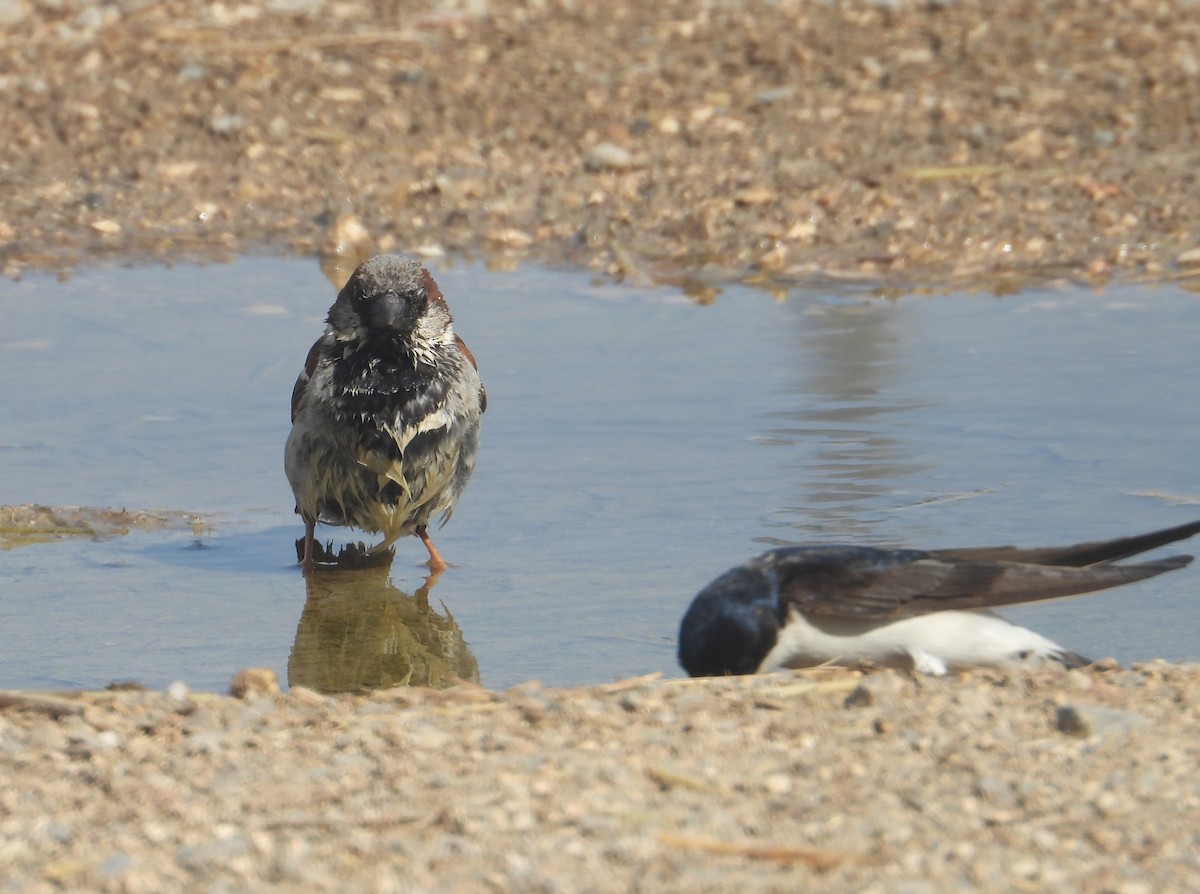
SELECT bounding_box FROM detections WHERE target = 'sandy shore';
[3,665,1200,891]
[4,0,1200,889]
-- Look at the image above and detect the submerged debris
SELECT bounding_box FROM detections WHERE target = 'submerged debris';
[0,504,205,548]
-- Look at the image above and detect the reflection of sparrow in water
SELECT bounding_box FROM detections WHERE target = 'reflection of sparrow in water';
[289,561,480,692]
[285,255,486,574]
[679,519,1200,677]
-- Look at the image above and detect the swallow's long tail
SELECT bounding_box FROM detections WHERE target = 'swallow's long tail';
[933,518,1200,567]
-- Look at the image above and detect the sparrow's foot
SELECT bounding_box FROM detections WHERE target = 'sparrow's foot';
[296,538,395,572]
[416,525,448,573]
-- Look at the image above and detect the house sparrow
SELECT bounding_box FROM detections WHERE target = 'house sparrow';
[285,255,486,574]
[678,518,1200,677]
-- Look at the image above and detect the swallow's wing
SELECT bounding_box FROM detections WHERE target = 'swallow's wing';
[769,546,1193,620]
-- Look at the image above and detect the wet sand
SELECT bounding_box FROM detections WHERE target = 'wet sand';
[4,1,1200,890]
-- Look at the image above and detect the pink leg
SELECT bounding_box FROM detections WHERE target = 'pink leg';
[301,517,316,575]
[416,525,448,573]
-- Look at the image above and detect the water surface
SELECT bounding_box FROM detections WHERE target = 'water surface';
[2,260,1198,690]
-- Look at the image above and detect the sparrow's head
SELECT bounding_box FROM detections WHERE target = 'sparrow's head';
[328,255,453,343]
[677,563,783,677]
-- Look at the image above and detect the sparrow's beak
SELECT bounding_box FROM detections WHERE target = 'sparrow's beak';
[368,292,411,331]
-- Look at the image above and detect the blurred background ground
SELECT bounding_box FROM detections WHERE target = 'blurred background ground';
[3,0,1200,290]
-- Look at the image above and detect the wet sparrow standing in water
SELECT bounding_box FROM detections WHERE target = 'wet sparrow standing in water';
[285,256,486,574]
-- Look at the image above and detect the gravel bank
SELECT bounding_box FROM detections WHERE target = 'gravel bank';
[3,665,1200,892]
[4,0,1200,288]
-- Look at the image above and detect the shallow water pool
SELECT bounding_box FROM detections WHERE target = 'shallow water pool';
[2,259,1198,691]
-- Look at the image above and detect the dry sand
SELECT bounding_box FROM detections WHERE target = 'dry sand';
[3,665,1200,892]
[4,0,1200,292]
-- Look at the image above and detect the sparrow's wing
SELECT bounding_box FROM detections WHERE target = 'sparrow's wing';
[771,547,1194,620]
[931,518,1200,567]
[291,335,331,423]
[455,334,487,413]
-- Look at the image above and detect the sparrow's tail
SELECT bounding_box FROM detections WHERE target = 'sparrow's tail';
[933,518,1200,567]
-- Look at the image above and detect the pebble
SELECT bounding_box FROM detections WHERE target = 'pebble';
[583,142,634,172]
[1055,704,1148,739]
[485,227,534,247]
[618,693,643,713]
[762,773,792,796]
[208,114,246,135]
[25,719,68,752]
[99,852,134,876]
[0,0,30,26]
[267,0,325,11]
[844,684,874,708]
[94,730,122,750]
[229,668,280,699]
[89,219,122,235]
[734,186,777,206]
[973,775,1016,807]
[753,86,795,105]
[846,672,908,708]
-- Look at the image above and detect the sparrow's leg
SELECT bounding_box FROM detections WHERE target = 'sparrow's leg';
[301,517,316,575]
[416,525,448,573]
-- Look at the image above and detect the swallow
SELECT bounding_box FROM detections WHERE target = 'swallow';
[678,519,1200,677]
